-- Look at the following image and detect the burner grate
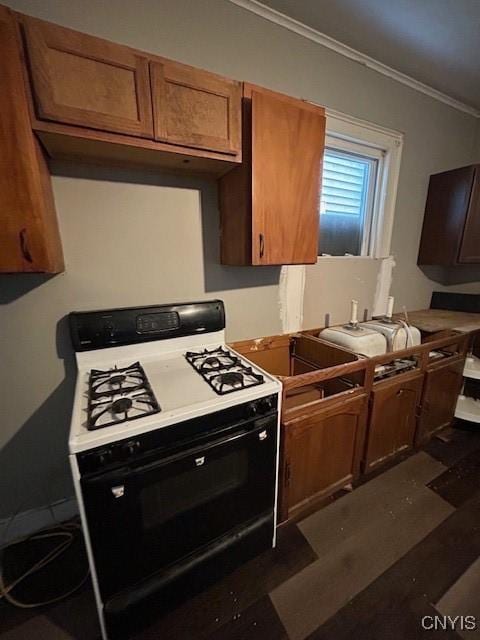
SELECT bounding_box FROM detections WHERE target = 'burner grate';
[185,347,264,395]
[87,362,160,430]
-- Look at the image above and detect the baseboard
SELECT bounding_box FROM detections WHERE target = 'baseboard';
[0,497,79,547]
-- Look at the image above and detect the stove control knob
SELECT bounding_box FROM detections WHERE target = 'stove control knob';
[102,323,115,341]
[123,440,140,457]
[259,397,274,414]
[245,402,258,418]
[96,449,112,467]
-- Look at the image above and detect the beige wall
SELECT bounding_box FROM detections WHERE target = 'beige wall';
[1,0,479,517]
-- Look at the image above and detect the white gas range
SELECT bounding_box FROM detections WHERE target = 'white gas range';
[68,300,281,640]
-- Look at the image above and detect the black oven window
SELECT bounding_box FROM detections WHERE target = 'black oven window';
[140,449,248,530]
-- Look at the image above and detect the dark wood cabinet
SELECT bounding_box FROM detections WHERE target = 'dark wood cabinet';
[150,60,241,155]
[280,393,367,522]
[23,17,154,138]
[0,5,63,273]
[418,165,480,265]
[416,355,465,444]
[364,371,423,472]
[219,84,325,265]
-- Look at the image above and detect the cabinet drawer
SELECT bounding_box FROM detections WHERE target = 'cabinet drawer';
[23,17,153,138]
[150,60,241,155]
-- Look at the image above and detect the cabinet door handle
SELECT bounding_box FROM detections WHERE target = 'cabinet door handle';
[284,461,291,487]
[19,228,33,263]
[259,233,265,259]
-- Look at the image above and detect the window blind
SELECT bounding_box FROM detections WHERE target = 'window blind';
[321,150,370,218]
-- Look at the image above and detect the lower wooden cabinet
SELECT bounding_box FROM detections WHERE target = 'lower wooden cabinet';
[364,371,423,473]
[416,356,465,444]
[279,393,367,523]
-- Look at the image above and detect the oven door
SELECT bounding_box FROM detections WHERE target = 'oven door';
[81,414,277,602]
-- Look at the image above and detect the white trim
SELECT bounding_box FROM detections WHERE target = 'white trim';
[279,265,306,333]
[373,256,396,316]
[70,455,108,640]
[320,109,403,259]
[228,0,480,118]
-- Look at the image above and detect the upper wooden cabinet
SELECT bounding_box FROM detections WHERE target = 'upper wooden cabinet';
[17,13,241,175]
[418,165,480,265]
[219,84,325,265]
[150,60,241,155]
[23,17,154,138]
[0,5,63,273]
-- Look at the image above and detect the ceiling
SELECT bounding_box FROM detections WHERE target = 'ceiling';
[255,0,480,112]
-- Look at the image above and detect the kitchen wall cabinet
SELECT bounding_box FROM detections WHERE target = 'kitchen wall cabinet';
[0,5,63,273]
[416,355,465,444]
[364,371,423,472]
[418,165,480,265]
[219,84,325,265]
[18,13,241,174]
[23,17,154,138]
[280,393,367,522]
[150,60,241,155]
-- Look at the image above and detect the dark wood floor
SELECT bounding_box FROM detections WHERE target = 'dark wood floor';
[1,424,480,640]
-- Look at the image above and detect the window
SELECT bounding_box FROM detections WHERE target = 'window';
[319,147,378,256]
[317,110,403,259]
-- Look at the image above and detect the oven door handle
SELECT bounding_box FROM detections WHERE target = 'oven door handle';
[84,417,276,486]
[127,418,275,478]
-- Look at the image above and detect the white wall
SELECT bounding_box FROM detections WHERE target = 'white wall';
[0,0,478,517]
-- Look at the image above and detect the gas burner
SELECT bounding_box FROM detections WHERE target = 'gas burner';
[111,397,133,413]
[185,347,265,395]
[87,362,160,430]
[90,362,147,400]
[214,371,244,391]
[185,347,240,372]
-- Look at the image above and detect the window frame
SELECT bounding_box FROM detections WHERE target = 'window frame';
[317,108,403,260]
[320,144,380,257]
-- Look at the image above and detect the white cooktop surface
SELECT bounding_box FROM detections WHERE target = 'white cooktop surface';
[69,333,281,453]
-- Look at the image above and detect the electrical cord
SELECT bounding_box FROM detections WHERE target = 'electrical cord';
[0,519,90,609]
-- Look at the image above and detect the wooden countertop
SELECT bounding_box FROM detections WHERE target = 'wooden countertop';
[394,309,480,333]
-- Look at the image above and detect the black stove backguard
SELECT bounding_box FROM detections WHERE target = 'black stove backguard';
[69,300,225,352]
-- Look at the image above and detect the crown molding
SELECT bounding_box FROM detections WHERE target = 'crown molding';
[228,0,480,118]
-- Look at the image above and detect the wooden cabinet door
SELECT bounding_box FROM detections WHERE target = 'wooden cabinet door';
[150,61,241,155]
[0,6,63,273]
[364,373,423,472]
[459,166,480,263]
[417,356,465,444]
[281,393,367,522]
[251,89,325,265]
[23,18,153,138]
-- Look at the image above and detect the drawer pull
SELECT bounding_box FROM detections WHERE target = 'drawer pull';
[19,228,33,263]
[195,456,205,467]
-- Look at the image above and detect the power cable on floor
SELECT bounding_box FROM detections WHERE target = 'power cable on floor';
[0,519,89,608]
